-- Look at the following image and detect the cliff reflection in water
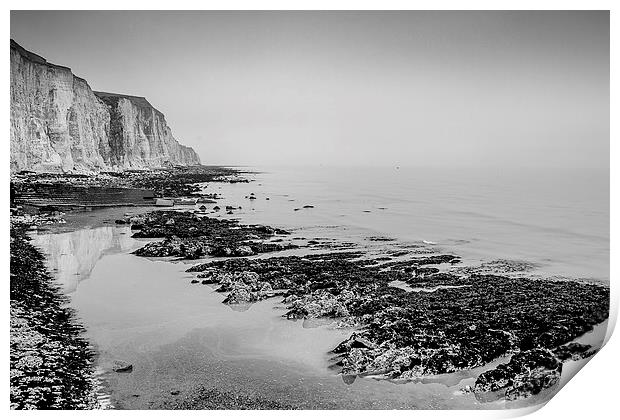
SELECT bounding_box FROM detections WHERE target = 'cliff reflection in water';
[32,226,137,293]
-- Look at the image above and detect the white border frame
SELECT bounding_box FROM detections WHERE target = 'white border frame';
[2,2,616,419]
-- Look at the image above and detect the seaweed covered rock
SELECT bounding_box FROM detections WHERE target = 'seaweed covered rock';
[205,271,278,305]
[187,251,609,397]
[285,290,352,319]
[222,286,259,305]
[473,349,562,400]
[334,275,608,381]
[553,343,596,361]
[131,211,295,259]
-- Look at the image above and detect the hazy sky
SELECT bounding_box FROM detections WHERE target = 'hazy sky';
[11,11,609,168]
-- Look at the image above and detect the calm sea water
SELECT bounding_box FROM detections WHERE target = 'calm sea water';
[214,166,609,282]
[31,165,609,410]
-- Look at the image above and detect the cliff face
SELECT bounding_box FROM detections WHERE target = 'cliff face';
[94,92,200,169]
[10,40,200,172]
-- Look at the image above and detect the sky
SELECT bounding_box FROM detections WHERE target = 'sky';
[11,11,609,168]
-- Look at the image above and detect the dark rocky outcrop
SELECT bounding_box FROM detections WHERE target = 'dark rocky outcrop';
[472,349,562,401]
[130,211,295,259]
[185,249,609,400]
[10,166,243,212]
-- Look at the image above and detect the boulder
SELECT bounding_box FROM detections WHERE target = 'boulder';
[112,360,133,373]
[223,286,259,304]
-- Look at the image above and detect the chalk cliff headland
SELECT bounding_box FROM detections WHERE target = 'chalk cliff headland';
[10,40,200,173]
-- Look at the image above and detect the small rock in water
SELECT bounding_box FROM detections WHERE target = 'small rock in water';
[170,389,180,395]
[342,374,357,385]
[112,360,133,373]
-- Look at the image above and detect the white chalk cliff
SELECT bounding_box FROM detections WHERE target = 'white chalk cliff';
[10,40,200,172]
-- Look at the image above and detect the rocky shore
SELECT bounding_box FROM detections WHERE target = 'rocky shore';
[182,251,608,400]
[10,223,99,409]
[10,166,248,210]
[9,165,610,408]
[121,212,608,403]
[120,205,610,402]
[131,210,296,259]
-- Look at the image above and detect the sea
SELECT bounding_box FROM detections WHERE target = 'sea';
[31,165,610,410]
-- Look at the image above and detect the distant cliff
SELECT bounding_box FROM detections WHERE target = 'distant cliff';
[10,40,201,172]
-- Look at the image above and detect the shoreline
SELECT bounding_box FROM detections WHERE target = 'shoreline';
[9,167,611,410]
[10,165,250,211]
[9,223,99,409]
